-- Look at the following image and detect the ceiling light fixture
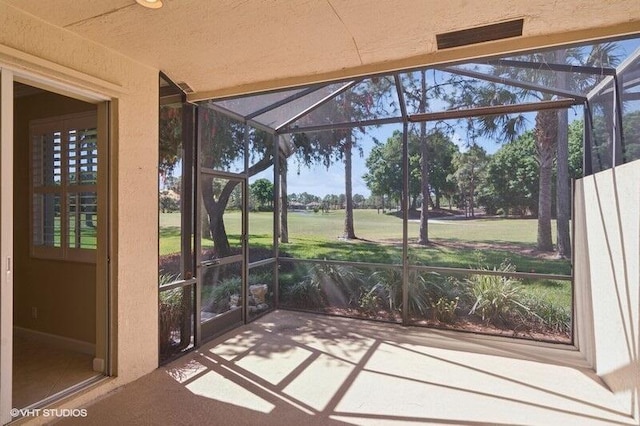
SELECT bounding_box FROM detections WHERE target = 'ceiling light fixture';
[136,0,163,9]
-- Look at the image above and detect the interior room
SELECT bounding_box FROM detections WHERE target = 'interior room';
[12,83,102,409]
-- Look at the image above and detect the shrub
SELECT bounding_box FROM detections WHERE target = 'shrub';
[466,261,531,326]
[429,296,459,323]
[407,272,435,317]
[366,268,403,313]
[409,271,464,320]
[306,263,364,307]
[281,278,325,309]
[207,276,241,313]
[525,297,572,335]
[358,289,381,315]
[159,272,186,357]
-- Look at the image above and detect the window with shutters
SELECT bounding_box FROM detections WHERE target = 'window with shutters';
[30,112,97,262]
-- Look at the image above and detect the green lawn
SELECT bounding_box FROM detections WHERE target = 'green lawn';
[160,209,572,339]
[44,215,97,249]
[160,209,571,276]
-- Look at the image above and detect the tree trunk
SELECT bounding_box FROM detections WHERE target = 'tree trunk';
[535,109,558,252]
[419,130,430,244]
[469,184,475,218]
[555,49,571,258]
[418,70,429,245]
[343,131,356,239]
[200,139,274,258]
[280,156,289,243]
[556,111,571,256]
[201,175,240,258]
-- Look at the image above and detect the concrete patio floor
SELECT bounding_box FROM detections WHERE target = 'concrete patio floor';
[57,310,636,425]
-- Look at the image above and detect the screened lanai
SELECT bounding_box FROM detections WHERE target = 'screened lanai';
[158,35,640,363]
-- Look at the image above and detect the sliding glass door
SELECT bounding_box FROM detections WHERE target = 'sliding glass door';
[0,68,14,425]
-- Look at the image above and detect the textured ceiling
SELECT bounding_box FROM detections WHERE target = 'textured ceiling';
[4,0,640,99]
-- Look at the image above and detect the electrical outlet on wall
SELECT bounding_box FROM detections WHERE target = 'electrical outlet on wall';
[31,307,38,319]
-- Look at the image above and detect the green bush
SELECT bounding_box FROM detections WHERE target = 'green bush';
[201,276,241,314]
[306,263,364,307]
[466,261,530,326]
[358,289,381,315]
[429,296,459,323]
[409,271,464,320]
[407,272,435,317]
[366,268,403,313]
[279,264,326,309]
[281,278,326,309]
[159,272,185,357]
[525,297,571,335]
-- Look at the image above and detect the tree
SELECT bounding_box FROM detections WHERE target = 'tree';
[291,77,396,239]
[293,192,321,205]
[555,49,571,257]
[343,129,357,239]
[450,44,620,252]
[549,44,619,253]
[280,155,289,243]
[364,129,458,211]
[340,79,395,238]
[483,131,539,216]
[417,71,430,244]
[424,130,458,209]
[159,104,183,177]
[363,133,403,205]
[451,145,488,217]
[401,70,464,244]
[199,109,268,257]
[568,119,584,179]
[534,107,558,251]
[159,189,180,213]
[352,194,366,208]
[621,111,640,162]
[250,178,274,210]
[323,194,340,210]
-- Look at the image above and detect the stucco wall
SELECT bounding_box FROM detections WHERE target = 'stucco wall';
[1,1,159,384]
[575,160,639,416]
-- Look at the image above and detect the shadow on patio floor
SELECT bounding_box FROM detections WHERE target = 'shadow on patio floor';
[57,310,636,426]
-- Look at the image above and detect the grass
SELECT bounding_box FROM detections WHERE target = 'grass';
[160,209,571,276]
[41,215,97,249]
[160,209,572,340]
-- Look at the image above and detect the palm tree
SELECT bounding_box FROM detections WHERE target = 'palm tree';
[534,107,558,251]
[555,49,571,257]
[555,43,620,257]
[490,51,561,252]
[450,43,620,252]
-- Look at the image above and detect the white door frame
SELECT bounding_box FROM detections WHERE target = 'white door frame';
[0,68,14,425]
[0,64,111,423]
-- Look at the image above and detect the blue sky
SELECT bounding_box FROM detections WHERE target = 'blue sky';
[219,37,640,199]
[268,115,533,198]
[261,37,640,198]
